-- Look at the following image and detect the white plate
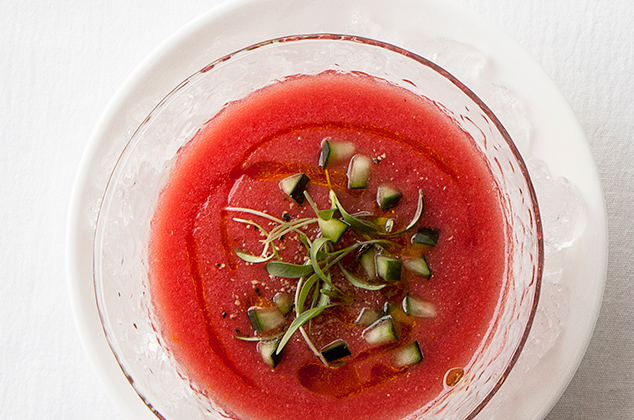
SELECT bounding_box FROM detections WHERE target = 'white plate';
[67,0,607,419]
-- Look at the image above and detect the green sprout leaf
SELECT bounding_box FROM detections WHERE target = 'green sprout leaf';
[276,304,337,355]
[338,263,386,291]
[234,248,275,264]
[266,261,314,278]
[329,190,377,234]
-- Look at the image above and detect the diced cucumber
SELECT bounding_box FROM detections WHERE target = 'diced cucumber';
[358,245,378,280]
[320,339,352,362]
[257,337,282,368]
[362,315,399,345]
[403,256,432,279]
[318,217,348,244]
[273,292,294,316]
[411,227,439,247]
[402,295,437,318]
[318,139,356,168]
[384,218,395,234]
[318,140,331,168]
[392,341,423,368]
[376,184,403,211]
[247,306,286,332]
[382,301,408,323]
[347,155,371,189]
[355,307,381,327]
[279,173,310,204]
[375,217,396,234]
[375,254,402,282]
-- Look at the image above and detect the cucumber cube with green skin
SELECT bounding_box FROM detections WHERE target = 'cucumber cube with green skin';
[318,217,348,244]
[320,339,352,362]
[247,306,286,332]
[411,227,439,247]
[382,301,408,323]
[279,173,310,204]
[376,184,403,211]
[393,341,423,368]
[355,307,382,327]
[404,256,432,279]
[384,218,395,234]
[319,139,356,168]
[347,154,371,189]
[257,337,282,368]
[273,292,294,316]
[358,245,378,280]
[402,295,437,318]
[362,315,399,345]
[318,140,332,168]
[375,254,402,282]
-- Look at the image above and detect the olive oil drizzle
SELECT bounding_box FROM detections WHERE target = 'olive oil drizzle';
[185,229,256,388]
[228,121,455,181]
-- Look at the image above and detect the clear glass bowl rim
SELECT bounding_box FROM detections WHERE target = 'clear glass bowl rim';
[93,32,544,420]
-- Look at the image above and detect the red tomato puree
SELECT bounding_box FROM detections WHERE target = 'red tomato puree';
[149,71,506,420]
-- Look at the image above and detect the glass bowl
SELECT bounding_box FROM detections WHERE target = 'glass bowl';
[93,34,543,420]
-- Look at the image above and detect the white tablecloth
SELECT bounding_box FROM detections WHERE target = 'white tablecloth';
[1,0,631,419]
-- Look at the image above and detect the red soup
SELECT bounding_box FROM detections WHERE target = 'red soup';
[149,71,506,420]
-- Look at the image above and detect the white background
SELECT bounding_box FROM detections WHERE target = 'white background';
[1,0,632,419]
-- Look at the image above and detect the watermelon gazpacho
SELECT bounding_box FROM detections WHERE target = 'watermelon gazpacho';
[149,71,506,420]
